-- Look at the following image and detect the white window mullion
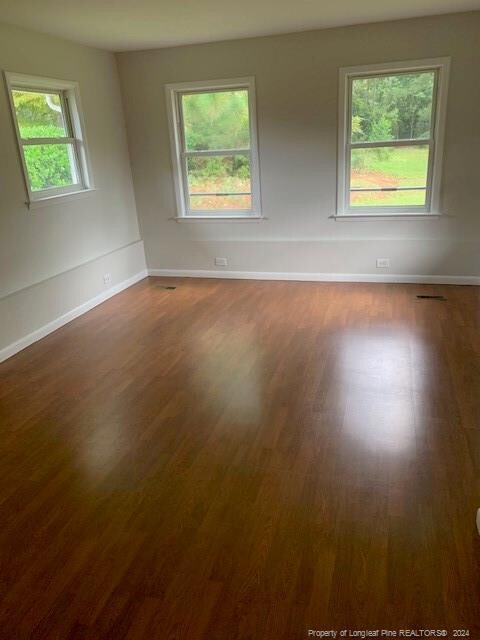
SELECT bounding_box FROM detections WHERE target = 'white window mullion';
[424,138,436,212]
[351,186,428,193]
[180,152,191,215]
[349,138,433,151]
[21,137,77,145]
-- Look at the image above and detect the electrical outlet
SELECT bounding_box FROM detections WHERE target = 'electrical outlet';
[214,257,228,267]
[103,273,112,284]
[376,258,390,269]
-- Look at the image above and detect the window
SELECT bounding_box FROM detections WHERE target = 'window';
[5,72,92,205]
[166,77,261,218]
[337,58,450,217]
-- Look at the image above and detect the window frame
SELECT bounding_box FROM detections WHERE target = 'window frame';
[337,58,450,218]
[165,76,262,219]
[5,72,93,206]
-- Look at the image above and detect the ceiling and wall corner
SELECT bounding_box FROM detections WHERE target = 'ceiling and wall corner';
[0,0,479,50]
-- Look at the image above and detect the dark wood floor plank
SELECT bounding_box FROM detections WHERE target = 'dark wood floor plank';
[0,277,479,638]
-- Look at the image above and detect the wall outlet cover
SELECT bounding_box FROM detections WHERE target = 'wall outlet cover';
[376,258,390,269]
[214,257,228,267]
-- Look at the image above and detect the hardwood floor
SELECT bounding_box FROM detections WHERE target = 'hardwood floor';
[1,277,479,638]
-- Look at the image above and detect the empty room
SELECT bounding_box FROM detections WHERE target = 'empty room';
[0,0,479,637]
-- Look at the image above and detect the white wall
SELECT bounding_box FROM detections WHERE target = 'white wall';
[0,23,146,353]
[117,11,480,280]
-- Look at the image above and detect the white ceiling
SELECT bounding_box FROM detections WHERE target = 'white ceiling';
[0,0,479,52]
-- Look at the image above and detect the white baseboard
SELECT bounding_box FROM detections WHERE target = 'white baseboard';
[0,270,148,364]
[148,268,480,286]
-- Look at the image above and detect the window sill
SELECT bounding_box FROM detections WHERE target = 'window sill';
[27,188,96,210]
[171,215,267,222]
[331,212,442,221]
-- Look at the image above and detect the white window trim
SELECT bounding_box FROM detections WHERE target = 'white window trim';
[4,72,94,207]
[336,57,450,218]
[165,76,262,220]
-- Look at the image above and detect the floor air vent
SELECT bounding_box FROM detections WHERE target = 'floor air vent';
[416,295,447,301]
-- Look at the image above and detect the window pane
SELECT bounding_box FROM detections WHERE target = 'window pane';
[187,155,251,211]
[182,90,250,151]
[23,144,78,191]
[350,189,426,207]
[12,90,68,139]
[351,71,435,143]
[351,146,429,190]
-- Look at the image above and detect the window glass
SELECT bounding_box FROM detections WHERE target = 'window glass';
[350,145,429,208]
[23,144,78,191]
[187,155,251,210]
[351,71,436,143]
[182,89,250,151]
[12,89,69,139]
